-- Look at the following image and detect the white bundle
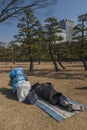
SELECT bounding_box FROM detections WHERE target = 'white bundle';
[17,81,31,102]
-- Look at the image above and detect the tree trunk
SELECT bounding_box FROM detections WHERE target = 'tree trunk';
[80,20,87,70]
[29,56,33,72]
[5,51,8,65]
[81,56,87,71]
[12,47,15,64]
[49,44,59,71]
[57,55,65,69]
[28,46,33,72]
[38,57,41,64]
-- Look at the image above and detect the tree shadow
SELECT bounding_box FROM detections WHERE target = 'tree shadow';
[74,86,87,90]
[0,70,10,73]
[66,64,83,68]
[1,67,87,80]
[0,87,17,101]
[27,69,87,80]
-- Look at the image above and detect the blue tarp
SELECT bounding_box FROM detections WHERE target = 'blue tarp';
[36,97,87,122]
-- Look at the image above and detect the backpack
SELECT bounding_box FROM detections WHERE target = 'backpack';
[9,67,28,93]
[15,67,26,82]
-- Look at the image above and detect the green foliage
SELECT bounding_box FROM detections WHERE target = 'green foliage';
[44,17,63,43]
[14,8,43,61]
[73,13,87,59]
[15,8,41,44]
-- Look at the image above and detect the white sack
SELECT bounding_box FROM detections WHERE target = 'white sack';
[17,81,31,102]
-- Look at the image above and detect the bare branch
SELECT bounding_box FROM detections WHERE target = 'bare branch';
[0,0,58,22]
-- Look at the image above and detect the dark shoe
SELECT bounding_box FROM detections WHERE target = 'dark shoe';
[66,104,73,112]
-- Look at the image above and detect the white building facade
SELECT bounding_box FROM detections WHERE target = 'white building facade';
[59,19,75,43]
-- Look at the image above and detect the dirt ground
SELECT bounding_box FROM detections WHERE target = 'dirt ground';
[0,61,87,130]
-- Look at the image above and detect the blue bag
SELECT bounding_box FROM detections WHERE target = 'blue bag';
[9,67,26,93]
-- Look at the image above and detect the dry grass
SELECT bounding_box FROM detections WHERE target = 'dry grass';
[0,61,87,130]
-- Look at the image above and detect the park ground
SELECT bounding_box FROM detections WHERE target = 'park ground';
[0,61,87,130]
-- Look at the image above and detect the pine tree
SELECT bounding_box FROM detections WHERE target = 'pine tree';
[73,13,87,70]
[15,8,41,71]
[44,17,64,71]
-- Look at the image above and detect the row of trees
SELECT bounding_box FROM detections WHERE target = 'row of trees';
[0,38,87,70]
[13,8,64,71]
[14,9,87,71]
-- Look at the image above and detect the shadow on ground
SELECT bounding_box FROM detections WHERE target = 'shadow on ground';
[26,69,87,80]
[0,87,17,101]
[1,68,87,80]
[74,86,87,90]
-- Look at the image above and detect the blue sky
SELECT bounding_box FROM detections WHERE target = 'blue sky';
[0,0,87,43]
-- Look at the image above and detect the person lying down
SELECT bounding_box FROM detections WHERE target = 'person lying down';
[9,67,85,112]
[31,82,85,112]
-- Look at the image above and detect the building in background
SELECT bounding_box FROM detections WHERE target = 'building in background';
[59,19,75,43]
[55,29,66,43]
[42,18,74,44]
[42,26,67,44]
